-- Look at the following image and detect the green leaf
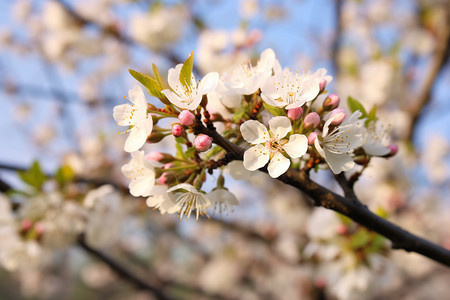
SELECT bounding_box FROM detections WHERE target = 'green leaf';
[347,96,367,118]
[350,229,370,249]
[129,69,165,99]
[18,161,47,190]
[366,105,377,126]
[179,51,194,88]
[175,143,186,159]
[185,147,196,158]
[263,102,286,117]
[152,64,166,89]
[232,105,248,123]
[55,165,74,187]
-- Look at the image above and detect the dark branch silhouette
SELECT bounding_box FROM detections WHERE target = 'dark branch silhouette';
[194,121,450,267]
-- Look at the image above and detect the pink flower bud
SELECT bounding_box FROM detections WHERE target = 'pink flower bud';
[178,110,195,126]
[194,134,213,152]
[308,132,318,145]
[21,219,32,231]
[303,112,320,129]
[163,163,174,169]
[146,151,164,162]
[315,278,326,289]
[172,124,183,137]
[329,108,346,126]
[158,172,169,184]
[287,107,303,120]
[35,222,45,235]
[323,94,340,110]
[336,224,348,235]
[318,78,327,92]
[387,144,398,156]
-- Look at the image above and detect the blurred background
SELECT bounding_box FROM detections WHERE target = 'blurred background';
[0,0,449,299]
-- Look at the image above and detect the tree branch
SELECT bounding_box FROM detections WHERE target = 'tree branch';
[406,4,450,142]
[77,235,172,300]
[195,123,450,267]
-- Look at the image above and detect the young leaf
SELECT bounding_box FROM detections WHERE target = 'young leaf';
[129,69,165,99]
[152,64,166,89]
[179,51,194,88]
[366,105,377,126]
[55,165,74,187]
[18,161,47,190]
[263,102,286,117]
[185,147,196,158]
[347,96,367,118]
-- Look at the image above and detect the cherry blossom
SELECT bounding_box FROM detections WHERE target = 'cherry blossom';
[162,64,219,110]
[240,116,308,178]
[362,120,390,156]
[168,183,211,221]
[146,185,178,215]
[222,48,276,95]
[113,86,153,153]
[261,67,320,109]
[314,111,366,174]
[121,150,156,197]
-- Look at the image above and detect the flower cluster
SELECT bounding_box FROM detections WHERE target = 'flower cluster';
[113,49,396,221]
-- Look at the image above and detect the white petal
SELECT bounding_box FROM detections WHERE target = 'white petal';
[167,64,183,93]
[124,127,147,152]
[363,143,390,156]
[261,93,285,108]
[240,120,269,144]
[243,145,270,171]
[168,183,197,193]
[113,104,136,126]
[267,152,290,178]
[314,138,326,158]
[128,85,147,108]
[130,177,154,197]
[324,149,355,174]
[283,134,308,158]
[258,48,276,70]
[198,72,219,94]
[322,116,334,138]
[161,89,187,109]
[299,78,320,102]
[269,116,292,139]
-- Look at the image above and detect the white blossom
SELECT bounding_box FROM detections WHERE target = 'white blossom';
[208,188,239,215]
[261,67,320,109]
[168,183,211,221]
[314,111,366,174]
[362,120,390,156]
[113,86,153,153]
[241,116,308,178]
[162,63,219,110]
[121,150,156,197]
[146,185,177,215]
[222,48,276,95]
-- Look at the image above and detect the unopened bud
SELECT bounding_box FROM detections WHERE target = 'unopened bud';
[323,94,340,110]
[386,144,398,157]
[172,124,183,137]
[147,103,157,111]
[178,110,195,126]
[158,172,176,185]
[308,132,318,145]
[194,134,213,152]
[329,108,346,126]
[287,107,303,120]
[354,155,370,165]
[147,131,168,143]
[21,219,32,231]
[146,152,175,164]
[303,112,320,129]
[336,224,348,235]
